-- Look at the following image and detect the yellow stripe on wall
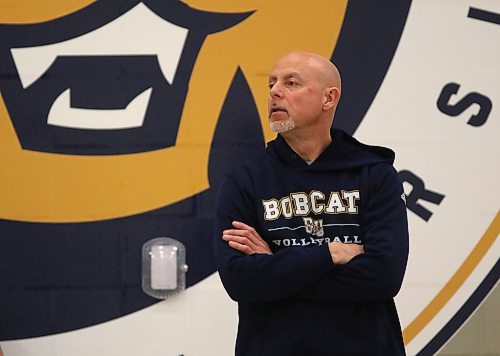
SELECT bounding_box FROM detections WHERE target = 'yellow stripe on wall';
[404,212,500,345]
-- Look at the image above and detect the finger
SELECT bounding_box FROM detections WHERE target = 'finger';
[228,241,254,255]
[224,235,272,255]
[232,221,255,232]
[223,229,252,237]
[223,230,259,245]
[226,227,262,246]
[232,221,261,240]
[231,222,266,245]
[222,234,258,250]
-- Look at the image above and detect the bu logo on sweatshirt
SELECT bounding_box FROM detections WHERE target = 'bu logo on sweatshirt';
[303,217,325,237]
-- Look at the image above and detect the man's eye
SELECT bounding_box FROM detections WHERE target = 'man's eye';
[287,81,298,86]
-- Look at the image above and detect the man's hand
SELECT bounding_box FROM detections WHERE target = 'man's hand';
[328,242,364,265]
[222,221,272,255]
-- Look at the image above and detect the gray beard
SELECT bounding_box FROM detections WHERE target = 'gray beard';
[270,118,295,133]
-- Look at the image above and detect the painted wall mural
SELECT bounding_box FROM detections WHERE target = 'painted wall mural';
[0,1,498,355]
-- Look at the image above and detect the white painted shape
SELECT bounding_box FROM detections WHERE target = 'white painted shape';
[354,0,499,354]
[10,3,188,88]
[47,88,152,129]
[2,273,239,356]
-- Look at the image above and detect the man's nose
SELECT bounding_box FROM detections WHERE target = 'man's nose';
[269,83,282,98]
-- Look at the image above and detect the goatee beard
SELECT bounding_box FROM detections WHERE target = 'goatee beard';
[270,118,295,133]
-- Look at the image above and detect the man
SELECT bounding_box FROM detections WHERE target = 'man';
[214,51,409,355]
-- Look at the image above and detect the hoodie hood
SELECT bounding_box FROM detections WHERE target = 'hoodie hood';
[267,128,394,171]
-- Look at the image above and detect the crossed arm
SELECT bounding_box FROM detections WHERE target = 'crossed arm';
[223,221,364,265]
[214,165,409,304]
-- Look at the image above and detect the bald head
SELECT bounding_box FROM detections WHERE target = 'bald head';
[267,52,342,157]
[272,51,341,91]
[267,51,342,135]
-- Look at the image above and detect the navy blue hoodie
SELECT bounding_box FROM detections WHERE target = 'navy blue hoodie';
[214,129,409,356]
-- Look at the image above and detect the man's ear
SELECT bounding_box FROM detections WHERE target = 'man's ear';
[323,86,341,110]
